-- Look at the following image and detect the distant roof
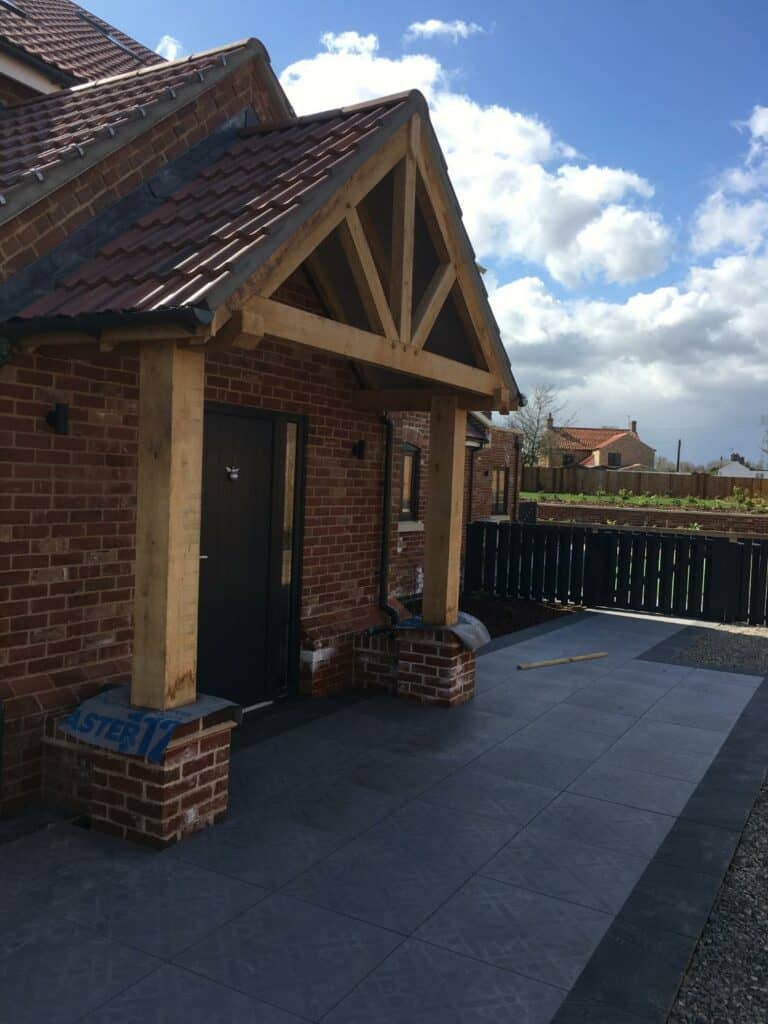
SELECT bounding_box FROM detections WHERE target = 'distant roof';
[0,0,161,85]
[549,426,628,451]
[0,41,250,204]
[11,93,411,319]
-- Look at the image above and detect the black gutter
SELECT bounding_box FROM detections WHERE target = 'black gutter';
[2,305,214,342]
[378,414,399,626]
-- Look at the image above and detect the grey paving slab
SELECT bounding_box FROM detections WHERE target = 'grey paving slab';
[381,708,519,764]
[470,688,555,722]
[167,801,353,889]
[472,735,594,790]
[567,762,696,816]
[283,834,473,934]
[420,767,557,825]
[600,719,726,783]
[654,818,742,878]
[567,920,692,1021]
[324,939,565,1024]
[325,748,455,802]
[0,919,158,1024]
[511,719,617,761]
[564,680,667,717]
[80,965,305,1024]
[56,856,265,959]
[644,691,747,732]
[176,893,401,1021]
[618,860,723,938]
[416,875,611,989]
[482,830,648,914]
[536,703,638,739]
[528,792,675,859]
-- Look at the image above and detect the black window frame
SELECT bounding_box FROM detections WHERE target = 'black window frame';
[490,466,509,516]
[399,443,421,521]
[607,452,621,468]
[562,454,575,467]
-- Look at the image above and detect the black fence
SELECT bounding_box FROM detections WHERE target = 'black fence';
[465,522,768,626]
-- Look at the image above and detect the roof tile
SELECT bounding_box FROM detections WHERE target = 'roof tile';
[0,0,160,83]
[10,94,410,320]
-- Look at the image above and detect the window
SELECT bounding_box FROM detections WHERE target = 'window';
[77,12,145,60]
[0,0,27,14]
[399,444,420,520]
[562,454,575,467]
[491,467,509,515]
[607,452,621,468]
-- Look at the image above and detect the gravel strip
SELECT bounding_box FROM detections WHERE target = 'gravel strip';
[668,775,768,1024]
[678,629,768,675]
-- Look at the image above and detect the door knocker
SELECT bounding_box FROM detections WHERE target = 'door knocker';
[226,465,240,481]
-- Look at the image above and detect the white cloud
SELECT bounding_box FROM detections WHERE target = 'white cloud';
[155,34,186,61]
[489,255,768,460]
[280,32,671,288]
[692,105,768,253]
[404,19,484,43]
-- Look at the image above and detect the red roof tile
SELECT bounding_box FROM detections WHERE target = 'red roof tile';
[0,41,248,197]
[13,94,410,319]
[549,426,628,451]
[0,0,160,84]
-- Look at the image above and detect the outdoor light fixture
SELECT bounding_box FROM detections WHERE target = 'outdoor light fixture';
[352,440,366,460]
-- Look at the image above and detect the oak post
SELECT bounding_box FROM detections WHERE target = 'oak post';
[422,395,467,626]
[132,341,205,710]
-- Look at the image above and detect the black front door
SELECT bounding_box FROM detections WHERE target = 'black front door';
[197,405,303,707]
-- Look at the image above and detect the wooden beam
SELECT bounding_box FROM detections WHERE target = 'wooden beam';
[252,126,408,298]
[132,342,205,710]
[390,155,416,344]
[411,263,456,352]
[422,395,467,626]
[349,388,496,411]
[246,296,500,396]
[413,139,503,379]
[339,208,398,340]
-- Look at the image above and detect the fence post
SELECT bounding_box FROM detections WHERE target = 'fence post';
[705,538,742,623]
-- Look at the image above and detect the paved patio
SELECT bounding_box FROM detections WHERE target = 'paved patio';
[1,611,765,1023]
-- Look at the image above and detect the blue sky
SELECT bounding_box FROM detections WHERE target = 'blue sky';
[93,1,768,464]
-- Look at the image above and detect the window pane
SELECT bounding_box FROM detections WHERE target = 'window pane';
[401,453,414,514]
[281,422,298,586]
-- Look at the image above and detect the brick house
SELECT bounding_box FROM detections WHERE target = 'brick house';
[0,2,522,841]
[541,417,655,470]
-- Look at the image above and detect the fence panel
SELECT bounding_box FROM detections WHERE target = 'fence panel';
[521,465,768,500]
[464,522,768,626]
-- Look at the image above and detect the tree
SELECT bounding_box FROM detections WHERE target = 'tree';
[507,385,570,467]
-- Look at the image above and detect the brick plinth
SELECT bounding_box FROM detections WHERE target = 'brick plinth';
[354,630,397,693]
[395,628,476,707]
[41,713,235,848]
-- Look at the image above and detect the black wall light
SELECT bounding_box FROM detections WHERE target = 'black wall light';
[352,440,366,460]
[45,403,70,435]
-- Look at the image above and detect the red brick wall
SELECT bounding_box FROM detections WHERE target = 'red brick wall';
[1,60,282,280]
[536,501,768,536]
[0,73,41,107]
[389,418,521,600]
[0,266,516,810]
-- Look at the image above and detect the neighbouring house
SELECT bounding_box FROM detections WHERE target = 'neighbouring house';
[0,0,521,843]
[540,416,655,470]
[714,454,766,479]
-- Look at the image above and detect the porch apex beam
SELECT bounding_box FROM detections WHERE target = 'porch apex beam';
[422,395,467,626]
[132,342,204,711]
[245,296,501,397]
[411,263,456,353]
[340,208,398,341]
[349,388,496,411]
[390,154,416,345]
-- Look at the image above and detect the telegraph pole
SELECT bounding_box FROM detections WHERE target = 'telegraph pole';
[675,439,681,473]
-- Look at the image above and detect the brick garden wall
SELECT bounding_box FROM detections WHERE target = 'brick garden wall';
[536,501,768,536]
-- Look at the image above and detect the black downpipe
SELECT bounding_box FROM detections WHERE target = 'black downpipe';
[379,415,399,625]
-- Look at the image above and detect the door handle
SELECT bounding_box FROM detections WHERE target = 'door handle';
[199,555,209,560]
